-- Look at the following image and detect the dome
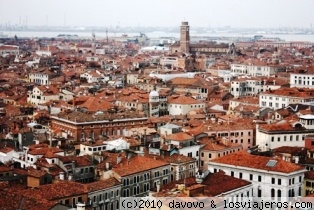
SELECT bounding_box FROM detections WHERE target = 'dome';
[149,90,159,97]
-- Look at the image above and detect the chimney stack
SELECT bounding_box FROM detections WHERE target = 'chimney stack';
[76,203,86,210]
[117,156,122,164]
[59,172,65,180]
[156,181,161,192]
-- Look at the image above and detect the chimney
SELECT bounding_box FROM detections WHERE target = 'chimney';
[76,203,86,210]
[156,181,161,192]
[59,172,65,180]
[222,137,227,146]
[295,156,299,164]
[73,96,76,107]
[105,162,110,170]
[168,144,172,150]
[117,156,122,164]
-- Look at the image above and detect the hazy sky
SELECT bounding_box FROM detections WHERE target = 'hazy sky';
[0,0,313,28]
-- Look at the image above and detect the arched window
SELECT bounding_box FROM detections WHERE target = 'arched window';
[277,189,281,201]
[271,188,275,199]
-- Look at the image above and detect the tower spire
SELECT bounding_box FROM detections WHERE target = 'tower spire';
[180,21,190,53]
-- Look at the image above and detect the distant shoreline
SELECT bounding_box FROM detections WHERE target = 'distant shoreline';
[1,30,314,42]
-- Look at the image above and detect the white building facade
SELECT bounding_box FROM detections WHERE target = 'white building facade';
[209,152,307,203]
[256,114,314,151]
[290,73,314,89]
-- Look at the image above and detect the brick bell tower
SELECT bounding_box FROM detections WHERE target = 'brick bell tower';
[180,21,190,53]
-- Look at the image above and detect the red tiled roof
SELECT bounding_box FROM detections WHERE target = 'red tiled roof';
[27,167,48,178]
[0,147,14,154]
[155,154,196,164]
[305,171,314,180]
[21,180,88,201]
[0,165,12,173]
[202,171,251,196]
[112,155,169,177]
[168,95,204,105]
[84,177,120,192]
[165,132,194,141]
[211,151,305,173]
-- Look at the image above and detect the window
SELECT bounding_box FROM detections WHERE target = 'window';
[231,171,234,177]
[272,178,275,184]
[201,152,204,157]
[277,190,281,201]
[250,174,253,181]
[306,181,311,187]
[278,179,281,185]
[271,188,275,199]
[258,175,261,182]
[271,137,274,142]
[299,176,302,183]
[239,172,242,179]
[209,153,212,158]
[258,189,262,197]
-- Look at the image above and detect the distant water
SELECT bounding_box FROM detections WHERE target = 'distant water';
[2,30,314,42]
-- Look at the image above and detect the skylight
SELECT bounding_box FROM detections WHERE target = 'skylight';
[266,159,277,167]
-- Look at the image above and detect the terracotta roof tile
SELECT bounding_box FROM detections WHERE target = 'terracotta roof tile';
[112,155,169,177]
[165,132,194,141]
[211,151,305,173]
[84,177,120,192]
[168,95,204,105]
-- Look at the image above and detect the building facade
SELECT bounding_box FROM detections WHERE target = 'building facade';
[209,151,306,202]
[51,110,148,141]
